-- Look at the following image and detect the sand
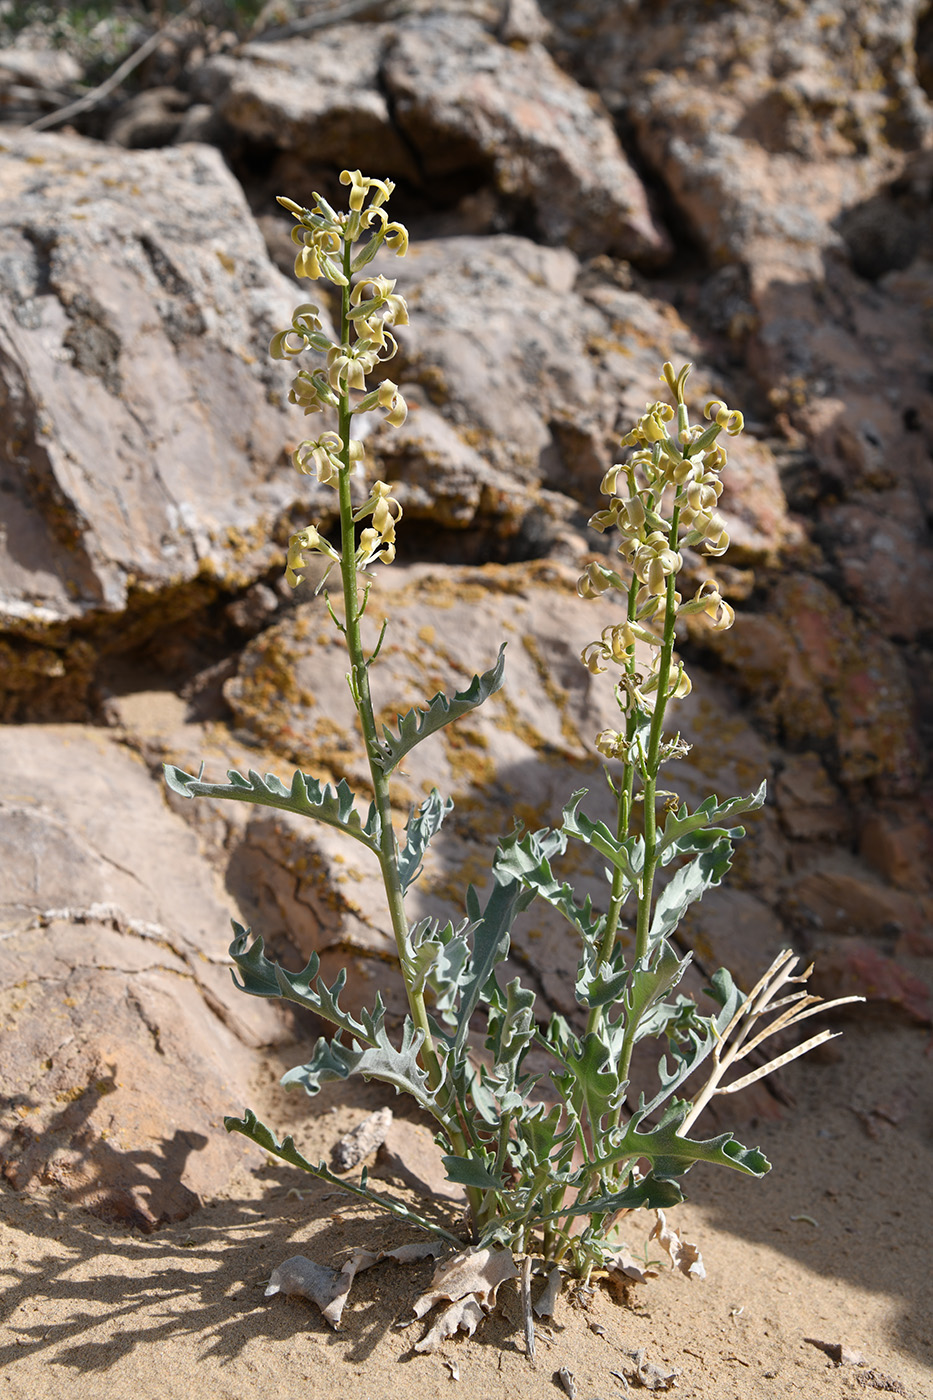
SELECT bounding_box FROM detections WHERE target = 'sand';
[1,1010,931,1400]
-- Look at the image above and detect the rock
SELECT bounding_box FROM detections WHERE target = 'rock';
[332,1105,393,1172]
[0,725,292,1225]
[193,26,420,177]
[382,13,670,262]
[774,752,853,844]
[105,87,193,148]
[0,131,320,641]
[859,804,933,893]
[0,48,83,90]
[376,234,801,564]
[809,940,932,1025]
[498,0,550,45]
[0,47,82,125]
[196,13,670,262]
[544,0,932,271]
[699,573,923,797]
[783,856,927,942]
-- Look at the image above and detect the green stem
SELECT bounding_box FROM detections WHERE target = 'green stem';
[332,233,480,1223]
[613,506,683,1107]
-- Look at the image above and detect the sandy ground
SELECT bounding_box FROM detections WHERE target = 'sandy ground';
[2,1008,931,1400]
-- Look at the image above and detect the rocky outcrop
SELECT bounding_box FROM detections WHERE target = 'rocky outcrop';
[0,0,931,1220]
[193,11,670,262]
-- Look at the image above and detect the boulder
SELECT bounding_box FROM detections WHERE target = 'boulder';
[0,725,291,1227]
[536,2,933,660]
[377,234,802,565]
[544,0,932,273]
[0,131,318,635]
[194,12,671,262]
[699,573,923,798]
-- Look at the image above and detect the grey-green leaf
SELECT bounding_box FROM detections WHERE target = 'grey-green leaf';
[398,789,455,892]
[441,1154,503,1192]
[164,764,381,851]
[225,1108,462,1242]
[648,837,736,945]
[281,1017,439,1113]
[229,923,382,1045]
[374,644,507,774]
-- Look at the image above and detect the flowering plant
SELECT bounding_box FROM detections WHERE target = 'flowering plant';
[165,173,857,1339]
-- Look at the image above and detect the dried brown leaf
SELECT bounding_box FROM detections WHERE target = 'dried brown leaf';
[557,1365,577,1398]
[604,1248,661,1286]
[627,1347,680,1390]
[412,1246,518,1319]
[322,1249,378,1329]
[650,1210,705,1280]
[266,1239,444,1330]
[265,1255,344,1318]
[533,1266,564,1318]
[414,1296,484,1353]
[384,1240,445,1264]
[804,1338,868,1367]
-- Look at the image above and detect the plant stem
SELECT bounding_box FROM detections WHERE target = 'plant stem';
[332,232,479,1219]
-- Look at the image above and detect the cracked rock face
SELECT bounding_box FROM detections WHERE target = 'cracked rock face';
[0,725,291,1227]
[0,132,319,629]
[195,11,670,262]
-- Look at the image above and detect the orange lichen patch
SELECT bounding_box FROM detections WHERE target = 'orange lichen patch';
[442,723,495,790]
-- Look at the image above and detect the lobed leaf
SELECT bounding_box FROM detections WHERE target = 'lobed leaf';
[600,1101,771,1180]
[562,792,644,885]
[648,837,736,945]
[398,789,455,892]
[543,1173,684,1224]
[164,764,381,851]
[657,782,767,863]
[225,1109,462,1242]
[440,1154,504,1192]
[374,644,507,775]
[495,826,607,947]
[228,922,383,1044]
[281,1017,439,1113]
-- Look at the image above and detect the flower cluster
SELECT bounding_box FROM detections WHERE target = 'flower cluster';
[578,362,743,716]
[272,172,411,585]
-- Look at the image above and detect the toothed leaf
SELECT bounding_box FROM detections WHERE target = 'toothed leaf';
[648,837,737,945]
[164,765,380,850]
[495,825,608,946]
[603,1101,771,1179]
[228,923,383,1044]
[398,789,455,892]
[657,782,767,863]
[562,791,644,884]
[225,1109,462,1242]
[440,1154,504,1192]
[374,644,507,774]
[281,1017,439,1112]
